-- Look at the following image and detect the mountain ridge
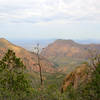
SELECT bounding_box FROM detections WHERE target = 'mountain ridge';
[41,39,100,58]
[0,38,55,73]
[41,39,100,72]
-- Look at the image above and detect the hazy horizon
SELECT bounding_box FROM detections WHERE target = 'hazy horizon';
[0,37,100,51]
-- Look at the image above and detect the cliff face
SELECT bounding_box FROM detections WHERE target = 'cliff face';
[61,64,90,92]
[0,38,55,73]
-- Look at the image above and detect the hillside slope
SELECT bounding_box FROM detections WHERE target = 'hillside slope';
[0,38,55,73]
[61,63,100,100]
[41,39,100,58]
[61,64,90,92]
[41,39,100,71]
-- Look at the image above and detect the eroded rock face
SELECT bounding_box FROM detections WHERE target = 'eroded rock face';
[61,64,90,93]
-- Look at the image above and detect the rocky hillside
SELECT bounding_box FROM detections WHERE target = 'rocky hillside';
[41,39,100,69]
[41,39,100,59]
[61,64,90,92]
[61,62,100,100]
[0,38,55,73]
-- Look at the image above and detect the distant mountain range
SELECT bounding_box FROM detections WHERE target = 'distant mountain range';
[10,39,55,51]
[41,39,100,72]
[1,38,100,73]
[0,38,55,73]
[41,39,100,59]
[9,38,100,51]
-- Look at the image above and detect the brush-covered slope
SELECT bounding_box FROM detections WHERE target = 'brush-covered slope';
[41,39,100,69]
[0,38,55,73]
[61,64,90,92]
[61,63,100,100]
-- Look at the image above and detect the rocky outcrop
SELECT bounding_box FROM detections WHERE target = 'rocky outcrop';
[61,64,91,93]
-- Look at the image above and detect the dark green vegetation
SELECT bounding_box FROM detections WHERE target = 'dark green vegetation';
[0,49,100,100]
[27,71,67,100]
[0,50,33,100]
[66,63,100,100]
[0,49,67,100]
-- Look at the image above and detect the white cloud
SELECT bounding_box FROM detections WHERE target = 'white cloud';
[0,0,100,23]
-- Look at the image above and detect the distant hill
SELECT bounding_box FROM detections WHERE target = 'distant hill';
[41,39,100,59]
[0,38,55,73]
[41,39,100,72]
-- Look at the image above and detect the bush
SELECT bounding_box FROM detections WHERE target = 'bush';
[67,63,100,100]
[0,50,33,100]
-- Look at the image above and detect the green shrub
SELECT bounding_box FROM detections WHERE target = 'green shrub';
[67,63,100,100]
[0,50,33,100]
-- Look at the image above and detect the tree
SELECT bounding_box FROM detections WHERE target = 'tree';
[33,44,43,86]
[0,49,33,100]
[66,52,100,100]
[88,49,100,71]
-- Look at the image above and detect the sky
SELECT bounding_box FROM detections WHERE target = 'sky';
[0,0,100,40]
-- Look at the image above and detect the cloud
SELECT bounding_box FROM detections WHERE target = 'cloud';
[0,0,100,23]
